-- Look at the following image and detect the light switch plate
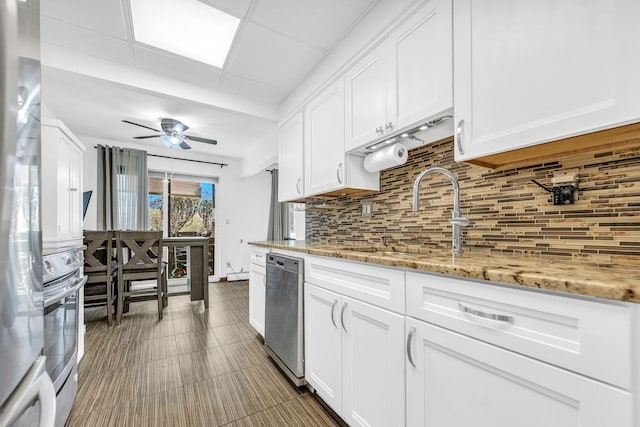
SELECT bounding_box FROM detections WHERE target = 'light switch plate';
[362,201,372,218]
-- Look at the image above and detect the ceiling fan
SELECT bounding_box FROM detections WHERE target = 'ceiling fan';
[122,118,218,150]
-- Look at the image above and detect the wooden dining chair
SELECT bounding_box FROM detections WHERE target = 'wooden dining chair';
[115,230,166,324]
[83,230,116,325]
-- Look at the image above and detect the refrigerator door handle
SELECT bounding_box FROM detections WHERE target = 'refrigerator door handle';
[0,356,56,427]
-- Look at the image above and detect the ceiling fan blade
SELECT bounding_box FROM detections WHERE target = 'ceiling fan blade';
[179,141,191,150]
[173,120,189,134]
[122,120,161,133]
[133,135,161,139]
[161,118,189,134]
[183,135,217,145]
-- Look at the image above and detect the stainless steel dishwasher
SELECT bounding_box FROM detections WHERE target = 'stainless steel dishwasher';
[264,253,305,386]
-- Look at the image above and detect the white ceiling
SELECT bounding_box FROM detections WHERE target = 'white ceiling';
[40,0,379,162]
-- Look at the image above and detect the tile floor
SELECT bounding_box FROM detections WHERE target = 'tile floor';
[68,281,340,426]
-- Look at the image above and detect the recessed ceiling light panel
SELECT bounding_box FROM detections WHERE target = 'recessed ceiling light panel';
[130,0,240,68]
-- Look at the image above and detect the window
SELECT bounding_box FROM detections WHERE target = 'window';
[288,203,305,240]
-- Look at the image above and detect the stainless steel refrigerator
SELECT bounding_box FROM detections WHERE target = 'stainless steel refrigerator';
[0,0,56,426]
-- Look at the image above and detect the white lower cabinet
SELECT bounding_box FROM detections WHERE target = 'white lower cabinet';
[406,317,633,427]
[299,253,638,426]
[304,283,405,427]
[305,284,342,413]
[248,248,268,336]
[248,263,266,336]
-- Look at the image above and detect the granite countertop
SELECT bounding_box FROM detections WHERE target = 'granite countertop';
[249,240,640,304]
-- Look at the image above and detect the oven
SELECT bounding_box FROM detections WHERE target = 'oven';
[42,247,86,427]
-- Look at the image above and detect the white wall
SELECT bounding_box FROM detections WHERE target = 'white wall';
[81,135,271,280]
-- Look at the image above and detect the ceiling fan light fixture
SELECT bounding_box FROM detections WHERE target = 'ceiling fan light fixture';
[161,134,183,147]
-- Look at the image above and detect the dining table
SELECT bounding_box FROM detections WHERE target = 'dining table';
[162,236,209,308]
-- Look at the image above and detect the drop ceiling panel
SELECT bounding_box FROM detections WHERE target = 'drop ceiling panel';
[41,0,128,39]
[133,45,223,89]
[226,22,325,92]
[219,73,287,105]
[197,0,252,18]
[250,0,377,50]
[41,17,133,65]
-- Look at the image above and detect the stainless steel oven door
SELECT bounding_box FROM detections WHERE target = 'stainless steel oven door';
[43,274,86,390]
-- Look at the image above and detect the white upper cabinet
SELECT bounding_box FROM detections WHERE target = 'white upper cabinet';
[42,119,85,249]
[277,112,305,202]
[345,42,391,151]
[305,79,347,196]
[389,0,452,133]
[453,0,640,162]
[346,0,453,152]
[305,79,379,197]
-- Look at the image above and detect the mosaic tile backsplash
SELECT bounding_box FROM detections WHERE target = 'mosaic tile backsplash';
[305,137,640,264]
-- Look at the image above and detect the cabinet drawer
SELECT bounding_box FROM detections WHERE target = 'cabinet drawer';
[249,247,268,267]
[305,255,405,313]
[406,272,633,390]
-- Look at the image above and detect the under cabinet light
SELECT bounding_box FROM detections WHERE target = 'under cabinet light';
[129,0,240,68]
[364,115,453,153]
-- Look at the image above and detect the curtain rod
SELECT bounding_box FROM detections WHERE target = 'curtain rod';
[93,146,228,168]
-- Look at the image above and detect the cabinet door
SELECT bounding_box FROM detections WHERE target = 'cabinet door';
[278,112,304,202]
[342,296,405,427]
[305,79,346,196]
[69,144,82,236]
[248,263,266,336]
[345,42,391,151]
[56,135,71,237]
[406,318,633,427]
[304,283,342,414]
[454,0,640,161]
[389,0,452,131]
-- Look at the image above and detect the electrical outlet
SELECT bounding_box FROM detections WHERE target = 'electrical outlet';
[362,201,373,218]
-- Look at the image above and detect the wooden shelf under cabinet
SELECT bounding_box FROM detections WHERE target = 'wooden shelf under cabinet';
[466,122,640,170]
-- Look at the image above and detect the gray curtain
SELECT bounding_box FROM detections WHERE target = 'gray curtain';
[97,145,149,230]
[267,169,290,241]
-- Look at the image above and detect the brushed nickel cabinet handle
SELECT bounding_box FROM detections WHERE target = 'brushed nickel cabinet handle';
[455,119,465,155]
[296,178,302,195]
[337,163,343,185]
[330,299,338,328]
[385,121,393,130]
[458,303,513,323]
[340,302,348,333]
[407,326,416,367]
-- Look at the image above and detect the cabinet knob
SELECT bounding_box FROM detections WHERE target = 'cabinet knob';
[455,120,465,156]
[385,122,393,130]
[376,126,383,134]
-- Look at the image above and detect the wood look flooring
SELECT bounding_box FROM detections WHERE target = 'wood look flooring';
[69,281,340,427]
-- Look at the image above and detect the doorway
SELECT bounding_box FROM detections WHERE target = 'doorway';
[148,172,218,293]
